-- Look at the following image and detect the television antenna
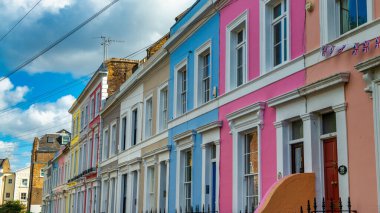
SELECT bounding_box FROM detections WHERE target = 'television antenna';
[94,36,124,61]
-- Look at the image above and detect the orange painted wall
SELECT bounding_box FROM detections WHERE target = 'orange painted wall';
[304,1,380,212]
[257,173,315,213]
[306,46,379,212]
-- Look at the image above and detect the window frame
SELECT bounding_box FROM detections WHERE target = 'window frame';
[102,127,109,161]
[240,130,259,211]
[260,0,290,73]
[110,121,117,157]
[320,0,373,44]
[226,10,248,92]
[120,114,128,151]
[271,0,288,67]
[194,40,212,107]
[288,119,304,174]
[21,192,27,200]
[131,107,139,146]
[22,178,28,187]
[173,59,188,117]
[157,82,169,132]
[144,95,154,139]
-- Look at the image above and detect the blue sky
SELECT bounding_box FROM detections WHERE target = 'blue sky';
[0,0,195,170]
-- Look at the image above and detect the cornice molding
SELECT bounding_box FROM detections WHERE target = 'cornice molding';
[268,72,350,107]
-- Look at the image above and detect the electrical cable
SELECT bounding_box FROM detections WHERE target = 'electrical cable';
[0,0,43,43]
[0,0,120,82]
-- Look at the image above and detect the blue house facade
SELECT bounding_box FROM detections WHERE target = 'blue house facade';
[165,1,221,212]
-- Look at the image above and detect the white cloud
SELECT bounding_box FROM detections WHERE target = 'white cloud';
[0,0,196,77]
[0,141,17,156]
[0,78,75,140]
[0,78,29,110]
[0,0,74,23]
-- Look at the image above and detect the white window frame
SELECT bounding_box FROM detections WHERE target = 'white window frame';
[194,40,212,107]
[174,131,194,211]
[90,97,95,121]
[173,59,188,117]
[288,119,304,174]
[226,10,248,92]
[85,105,89,127]
[131,106,139,147]
[197,122,221,211]
[260,0,290,73]
[120,114,128,151]
[95,90,100,116]
[21,192,27,200]
[227,102,264,212]
[102,128,109,161]
[320,0,373,45]
[92,132,98,168]
[157,82,169,132]
[144,164,156,212]
[110,121,117,157]
[144,95,154,139]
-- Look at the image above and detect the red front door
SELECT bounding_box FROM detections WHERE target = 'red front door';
[323,138,339,207]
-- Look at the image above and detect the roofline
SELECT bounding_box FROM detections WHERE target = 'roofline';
[69,69,107,113]
[101,48,168,114]
[14,166,30,172]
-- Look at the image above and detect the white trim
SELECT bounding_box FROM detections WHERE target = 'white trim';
[109,120,117,158]
[227,102,264,212]
[268,72,350,107]
[143,94,154,140]
[102,127,109,162]
[320,0,374,45]
[168,54,305,129]
[225,10,249,92]
[272,82,350,206]
[260,0,290,73]
[175,132,195,210]
[174,59,188,118]
[157,82,169,133]
[194,39,212,107]
[199,125,221,211]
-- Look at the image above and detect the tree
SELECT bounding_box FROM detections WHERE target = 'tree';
[0,200,26,213]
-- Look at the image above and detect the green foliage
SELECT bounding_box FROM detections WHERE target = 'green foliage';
[0,200,26,213]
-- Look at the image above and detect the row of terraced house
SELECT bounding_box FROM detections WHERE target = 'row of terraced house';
[41,0,380,212]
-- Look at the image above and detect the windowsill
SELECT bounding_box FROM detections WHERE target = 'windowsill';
[118,130,169,155]
[328,20,376,46]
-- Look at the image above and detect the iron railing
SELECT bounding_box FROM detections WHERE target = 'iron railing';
[300,197,357,213]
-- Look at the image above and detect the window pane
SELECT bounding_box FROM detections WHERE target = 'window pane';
[244,131,258,175]
[237,30,244,44]
[237,47,244,86]
[273,22,282,66]
[291,142,304,173]
[273,3,282,19]
[322,112,336,134]
[340,0,367,34]
[291,120,303,140]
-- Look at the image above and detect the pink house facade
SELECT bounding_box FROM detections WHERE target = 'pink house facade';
[217,0,306,212]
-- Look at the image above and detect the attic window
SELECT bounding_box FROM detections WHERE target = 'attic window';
[47,137,54,143]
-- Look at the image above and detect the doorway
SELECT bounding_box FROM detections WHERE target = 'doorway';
[323,137,339,206]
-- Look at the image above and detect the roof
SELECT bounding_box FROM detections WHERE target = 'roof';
[68,65,108,113]
[0,159,5,167]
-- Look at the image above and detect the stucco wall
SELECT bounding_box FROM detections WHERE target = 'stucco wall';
[306,49,379,212]
[218,71,305,212]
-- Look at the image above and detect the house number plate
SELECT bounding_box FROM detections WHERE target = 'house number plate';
[338,165,347,175]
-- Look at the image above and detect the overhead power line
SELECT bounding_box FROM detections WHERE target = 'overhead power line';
[0,0,43,43]
[0,0,120,82]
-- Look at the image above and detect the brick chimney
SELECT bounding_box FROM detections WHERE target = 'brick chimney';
[105,58,139,96]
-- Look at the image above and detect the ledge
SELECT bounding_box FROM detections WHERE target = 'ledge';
[268,72,350,107]
[196,121,222,133]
